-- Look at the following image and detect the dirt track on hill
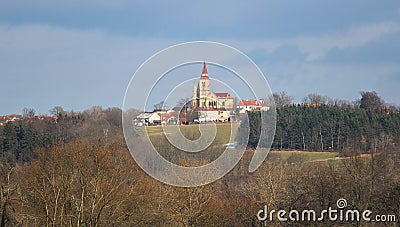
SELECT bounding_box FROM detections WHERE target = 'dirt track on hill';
[310,153,378,162]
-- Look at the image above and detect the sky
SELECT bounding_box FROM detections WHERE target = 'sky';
[1,0,400,115]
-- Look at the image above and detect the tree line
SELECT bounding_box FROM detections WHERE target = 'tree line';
[0,106,123,165]
[245,91,400,153]
[272,104,399,152]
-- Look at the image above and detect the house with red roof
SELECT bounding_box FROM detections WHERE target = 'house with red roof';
[157,111,178,125]
[237,99,269,113]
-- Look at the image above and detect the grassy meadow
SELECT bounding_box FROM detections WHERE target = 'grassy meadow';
[145,123,345,164]
[146,123,238,142]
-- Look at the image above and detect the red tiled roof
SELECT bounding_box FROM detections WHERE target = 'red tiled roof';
[157,113,175,120]
[237,99,268,107]
[215,92,231,98]
[9,114,22,118]
[238,100,259,106]
[39,116,59,121]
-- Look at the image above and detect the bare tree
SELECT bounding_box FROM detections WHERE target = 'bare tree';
[272,91,293,108]
[302,93,328,104]
[326,98,350,107]
[176,98,191,109]
[85,106,103,120]
[0,167,19,227]
[154,101,167,111]
[49,106,64,116]
[17,139,142,226]
[22,107,35,118]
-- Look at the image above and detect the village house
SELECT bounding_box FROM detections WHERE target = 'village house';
[0,114,58,126]
[0,114,23,126]
[133,112,160,126]
[133,110,177,126]
[198,110,231,123]
[236,99,269,114]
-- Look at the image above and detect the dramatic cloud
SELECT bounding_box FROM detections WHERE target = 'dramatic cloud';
[294,22,400,61]
[239,22,400,61]
[1,1,399,114]
[0,24,179,114]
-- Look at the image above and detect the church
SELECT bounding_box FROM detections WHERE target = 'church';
[191,62,234,110]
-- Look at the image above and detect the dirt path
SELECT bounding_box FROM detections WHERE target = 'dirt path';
[310,153,378,162]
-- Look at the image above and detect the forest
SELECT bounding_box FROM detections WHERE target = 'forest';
[245,104,400,153]
[0,91,399,226]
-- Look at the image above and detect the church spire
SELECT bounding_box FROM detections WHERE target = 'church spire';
[201,61,208,78]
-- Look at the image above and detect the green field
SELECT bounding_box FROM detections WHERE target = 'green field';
[145,124,342,163]
[146,123,239,144]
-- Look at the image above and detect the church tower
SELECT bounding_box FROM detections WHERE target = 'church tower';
[198,62,210,108]
[191,61,234,111]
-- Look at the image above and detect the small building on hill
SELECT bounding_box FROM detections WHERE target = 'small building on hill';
[133,112,160,126]
[236,99,269,113]
[198,110,231,123]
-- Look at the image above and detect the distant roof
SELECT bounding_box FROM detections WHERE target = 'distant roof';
[215,92,231,98]
[157,112,176,121]
[9,114,23,118]
[237,99,266,106]
[136,112,155,119]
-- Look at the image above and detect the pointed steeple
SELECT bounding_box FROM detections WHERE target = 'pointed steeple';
[201,61,208,78]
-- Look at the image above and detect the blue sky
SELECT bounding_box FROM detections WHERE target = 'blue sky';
[1,1,400,115]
